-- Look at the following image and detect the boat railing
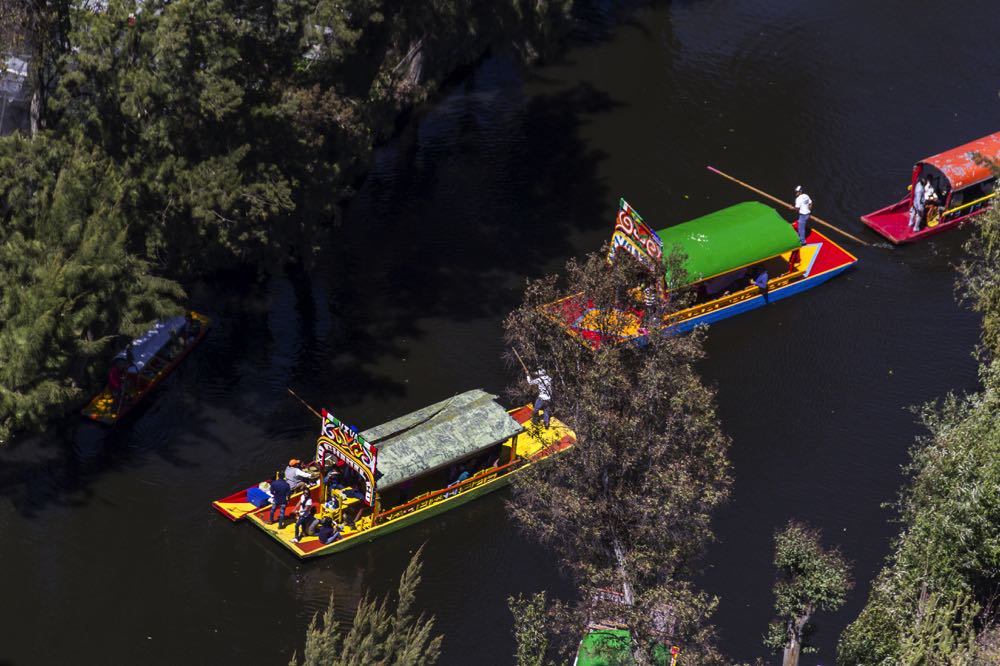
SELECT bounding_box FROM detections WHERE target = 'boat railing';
[942,191,997,221]
[372,449,546,526]
[664,264,805,325]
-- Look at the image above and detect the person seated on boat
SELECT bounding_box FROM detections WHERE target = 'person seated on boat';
[323,461,347,500]
[752,265,770,304]
[923,178,942,221]
[292,494,317,543]
[285,459,317,493]
[316,517,341,545]
[445,465,470,498]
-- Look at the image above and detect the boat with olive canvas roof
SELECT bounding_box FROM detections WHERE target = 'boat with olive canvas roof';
[212,389,575,558]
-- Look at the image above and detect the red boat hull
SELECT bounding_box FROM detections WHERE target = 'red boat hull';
[860,196,983,244]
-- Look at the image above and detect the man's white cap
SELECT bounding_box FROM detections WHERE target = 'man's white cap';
[795,185,803,192]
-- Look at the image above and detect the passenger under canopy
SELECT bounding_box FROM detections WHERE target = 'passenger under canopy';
[362,389,524,490]
[656,201,801,287]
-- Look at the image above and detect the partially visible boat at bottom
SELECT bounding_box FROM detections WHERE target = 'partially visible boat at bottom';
[212,389,575,559]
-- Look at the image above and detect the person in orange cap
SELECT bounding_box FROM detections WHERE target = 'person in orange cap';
[284,458,316,493]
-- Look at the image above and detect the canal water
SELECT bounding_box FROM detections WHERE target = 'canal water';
[1,1,997,664]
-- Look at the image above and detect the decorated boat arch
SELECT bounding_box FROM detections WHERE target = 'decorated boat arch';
[212,389,575,558]
[861,131,1000,243]
[549,198,857,347]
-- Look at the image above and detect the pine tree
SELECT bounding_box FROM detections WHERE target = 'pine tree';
[289,548,442,666]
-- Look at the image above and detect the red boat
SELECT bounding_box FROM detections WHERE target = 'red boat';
[861,131,999,243]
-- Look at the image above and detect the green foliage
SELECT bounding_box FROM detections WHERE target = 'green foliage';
[763,521,851,663]
[289,548,442,666]
[504,251,730,664]
[897,591,978,665]
[838,198,1000,664]
[0,0,574,440]
[0,133,183,442]
[509,592,557,666]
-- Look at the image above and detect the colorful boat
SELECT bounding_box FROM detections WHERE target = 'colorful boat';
[547,199,857,347]
[574,629,676,666]
[573,589,679,666]
[81,312,209,424]
[861,131,1000,243]
[212,389,575,559]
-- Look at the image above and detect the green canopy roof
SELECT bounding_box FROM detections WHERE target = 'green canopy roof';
[362,390,522,490]
[655,201,799,285]
[575,630,671,666]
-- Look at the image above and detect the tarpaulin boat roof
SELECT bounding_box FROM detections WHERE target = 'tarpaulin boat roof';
[656,201,800,286]
[362,389,523,490]
[920,131,1000,190]
[114,315,187,370]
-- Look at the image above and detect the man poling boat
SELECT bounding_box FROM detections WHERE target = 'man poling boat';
[545,198,857,348]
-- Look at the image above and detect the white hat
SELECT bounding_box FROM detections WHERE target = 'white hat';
[795,185,803,192]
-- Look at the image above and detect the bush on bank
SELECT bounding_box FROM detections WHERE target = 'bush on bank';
[838,200,1000,665]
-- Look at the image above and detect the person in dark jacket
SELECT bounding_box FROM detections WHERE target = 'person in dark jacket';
[316,518,341,545]
[268,473,291,528]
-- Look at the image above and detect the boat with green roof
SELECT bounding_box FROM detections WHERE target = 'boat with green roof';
[547,198,858,347]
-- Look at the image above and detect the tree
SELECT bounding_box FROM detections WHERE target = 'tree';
[509,592,556,666]
[764,521,852,666]
[0,133,183,443]
[503,250,731,664]
[289,548,442,666]
[838,186,1000,665]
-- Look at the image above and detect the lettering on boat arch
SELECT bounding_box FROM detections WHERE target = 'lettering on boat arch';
[608,198,664,270]
[317,410,379,506]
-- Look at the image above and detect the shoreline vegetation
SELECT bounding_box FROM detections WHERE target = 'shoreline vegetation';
[0,0,575,443]
[837,183,1000,665]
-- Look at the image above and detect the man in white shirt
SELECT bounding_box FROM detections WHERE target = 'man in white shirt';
[908,176,926,232]
[793,186,812,244]
[527,368,553,428]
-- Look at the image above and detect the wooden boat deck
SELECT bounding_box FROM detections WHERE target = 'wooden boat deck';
[860,198,964,244]
[216,404,575,558]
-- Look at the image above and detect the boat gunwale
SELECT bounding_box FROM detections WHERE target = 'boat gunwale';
[547,229,857,345]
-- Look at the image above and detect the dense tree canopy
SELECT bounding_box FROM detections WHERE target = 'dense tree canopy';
[837,196,1000,665]
[504,251,731,664]
[0,0,573,441]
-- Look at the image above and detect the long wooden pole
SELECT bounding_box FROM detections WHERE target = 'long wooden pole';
[287,387,322,420]
[707,166,870,246]
[512,348,530,375]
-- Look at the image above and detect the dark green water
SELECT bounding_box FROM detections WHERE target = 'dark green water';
[1,1,997,664]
